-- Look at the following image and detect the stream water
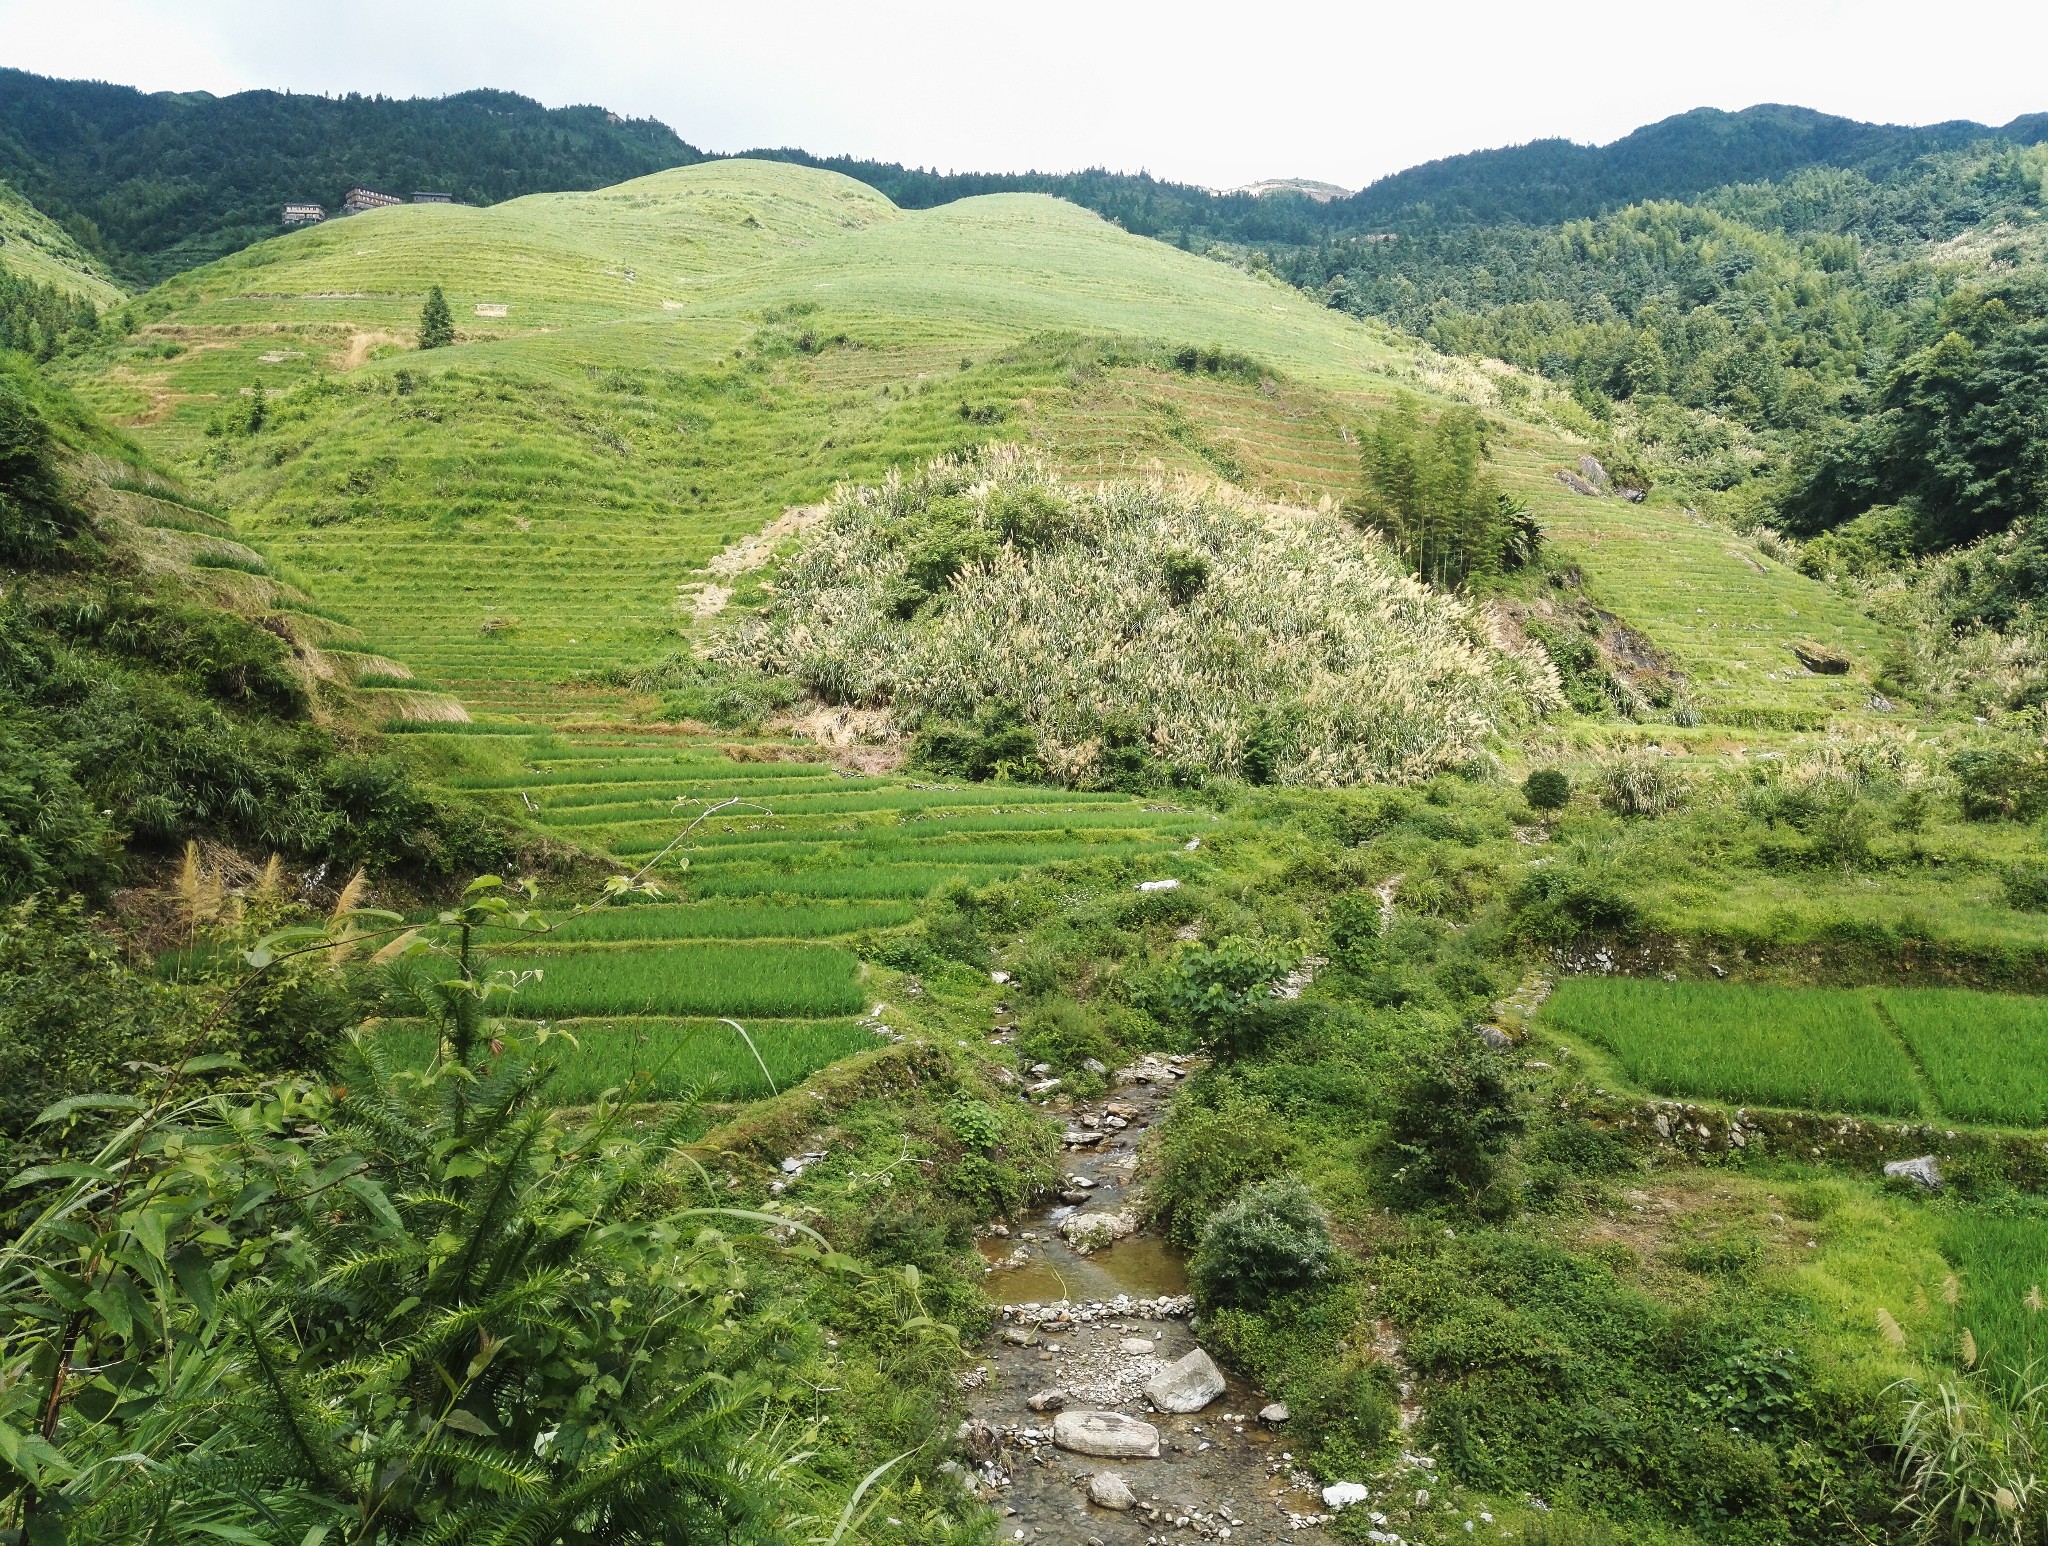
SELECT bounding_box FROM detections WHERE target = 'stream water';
[958,1055,1335,1542]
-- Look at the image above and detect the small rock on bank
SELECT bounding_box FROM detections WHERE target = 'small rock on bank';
[1088,1471,1139,1510]
[1052,1410,1161,1458]
[1026,1388,1067,1413]
[1323,1481,1370,1510]
[1884,1154,1943,1190]
[1145,1347,1226,1414]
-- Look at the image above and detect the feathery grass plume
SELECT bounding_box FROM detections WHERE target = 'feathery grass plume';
[724,446,1559,787]
[325,866,371,962]
[255,852,283,899]
[1964,1327,1981,1368]
[1597,743,1691,817]
[1878,1308,1908,1349]
[175,840,224,937]
[1946,1273,1964,1308]
[371,927,420,965]
[329,866,368,921]
[2029,1285,2044,1314]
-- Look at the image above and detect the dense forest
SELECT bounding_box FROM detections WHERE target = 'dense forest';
[0,70,705,283]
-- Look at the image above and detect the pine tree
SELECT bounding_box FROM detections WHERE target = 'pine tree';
[418,284,454,350]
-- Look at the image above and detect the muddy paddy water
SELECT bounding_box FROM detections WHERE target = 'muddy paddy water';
[959,1054,1334,1542]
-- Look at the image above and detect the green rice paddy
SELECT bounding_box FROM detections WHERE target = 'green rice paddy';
[1543,978,2048,1126]
[500,941,863,1019]
[1879,990,2048,1127]
[1941,1210,2048,1381]
[1542,979,1924,1116]
[380,1016,878,1104]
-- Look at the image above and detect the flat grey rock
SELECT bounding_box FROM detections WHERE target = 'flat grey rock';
[1088,1470,1138,1510]
[1052,1410,1161,1459]
[1026,1388,1068,1412]
[1259,1401,1290,1424]
[1884,1154,1944,1190]
[1145,1347,1226,1413]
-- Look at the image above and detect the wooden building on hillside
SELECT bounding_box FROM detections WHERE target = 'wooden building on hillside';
[341,186,405,216]
[410,191,454,204]
[281,202,325,225]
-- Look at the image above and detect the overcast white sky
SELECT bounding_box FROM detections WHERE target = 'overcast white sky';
[3,0,2045,191]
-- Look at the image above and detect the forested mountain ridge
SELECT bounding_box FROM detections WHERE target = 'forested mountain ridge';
[0,69,704,284]
[6,64,2045,286]
[1336,103,2048,229]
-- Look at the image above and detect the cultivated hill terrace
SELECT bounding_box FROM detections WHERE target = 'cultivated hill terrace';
[77,158,1882,728]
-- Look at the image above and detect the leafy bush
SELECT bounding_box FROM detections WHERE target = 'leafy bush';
[914,698,1042,781]
[1016,995,1118,1077]
[0,721,114,902]
[728,446,1558,787]
[1385,1041,1524,1206]
[1191,1177,1338,1310]
[1149,1096,1297,1248]
[0,369,86,563]
[1523,767,1571,811]
[2004,863,2048,912]
[1155,937,1293,1058]
[1954,743,2048,821]
[1508,863,1642,943]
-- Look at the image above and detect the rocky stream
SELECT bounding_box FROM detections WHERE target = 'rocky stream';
[955,1053,1359,1543]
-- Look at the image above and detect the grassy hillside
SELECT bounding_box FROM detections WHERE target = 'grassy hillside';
[70,158,1891,734]
[0,181,123,304]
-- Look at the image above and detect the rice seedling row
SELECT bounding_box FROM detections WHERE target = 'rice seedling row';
[497,941,864,1019]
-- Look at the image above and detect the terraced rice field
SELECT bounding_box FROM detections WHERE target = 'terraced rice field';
[406,728,1210,1099]
[1541,979,1925,1116]
[380,1016,876,1105]
[1877,989,2048,1127]
[1941,1210,2048,1382]
[1544,978,2048,1125]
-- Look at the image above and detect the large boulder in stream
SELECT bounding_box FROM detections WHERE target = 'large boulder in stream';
[1144,1347,1227,1413]
[1052,1410,1161,1458]
[1059,1210,1138,1252]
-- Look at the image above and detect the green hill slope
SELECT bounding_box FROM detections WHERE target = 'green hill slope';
[0,181,124,304]
[75,158,1887,729]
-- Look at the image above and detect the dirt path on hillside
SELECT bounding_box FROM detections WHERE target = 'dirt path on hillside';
[956,1055,1337,1542]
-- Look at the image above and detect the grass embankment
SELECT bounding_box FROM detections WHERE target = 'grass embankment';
[1545,978,2048,1127]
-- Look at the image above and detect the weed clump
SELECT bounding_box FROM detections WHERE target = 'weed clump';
[1191,1176,1338,1310]
[729,446,1557,787]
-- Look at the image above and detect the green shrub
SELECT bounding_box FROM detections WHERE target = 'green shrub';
[1149,1096,1297,1248]
[1523,768,1571,811]
[913,699,1043,782]
[2004,862,2048,911]
[1385,1041,1523,1205]
[1508,863,1642,942]
[1954,744,2048,821]
[1191,1177,1338,1310]
[0,720,114,903]
[1155,937,1293,1058]
[0,372,84,563]
[1016,996,1118,1076]
[943,1097,1003,1151]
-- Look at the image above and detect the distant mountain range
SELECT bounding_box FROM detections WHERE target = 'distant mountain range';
[0,64,2043,288]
